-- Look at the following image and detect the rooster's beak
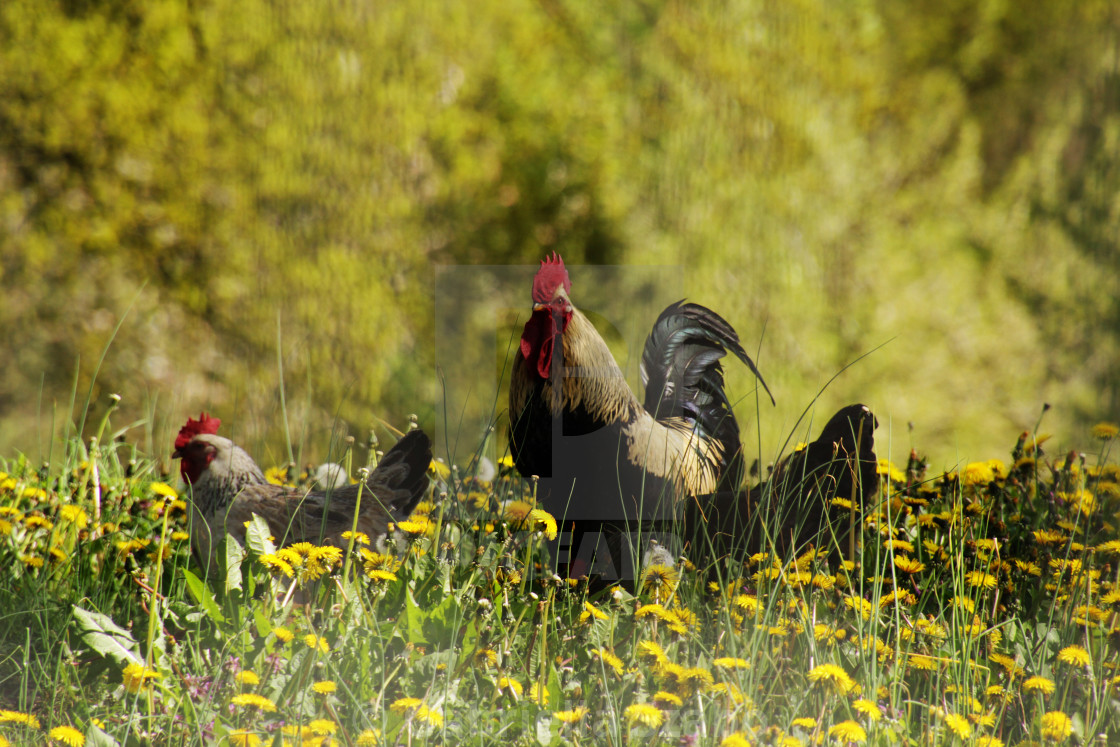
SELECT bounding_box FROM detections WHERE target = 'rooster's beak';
[171,448,183,460]
[532,303,546,311]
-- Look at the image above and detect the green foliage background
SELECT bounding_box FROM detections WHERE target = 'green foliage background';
[1,0,1117,467]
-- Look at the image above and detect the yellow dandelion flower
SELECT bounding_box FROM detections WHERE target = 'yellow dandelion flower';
[977,737,1004,747]
[121,663,160,693]
[235,670,260,686]
[735,594,760,614]
[20,554,44,568]
[681,666,714,693]
[877,460,905,483]
[264,466,288,485]
[990,653,1024,677]
[883,538,915,554]
[473,648,498,667]
[529,681,549,706]
[58,505,88,528]
[1016,559,1043,576]
[309,719,337,735]
[360,548,401,576]
[231,693,276,712]
[273,626,294,643]
[227,732,261,747]
[950,596,976,613]
[395,517,432,535]
[150,482,179,499]
[792,717,817,729]
[672,607,698,632]
[966,570,999,589]
[640,563,680,602]
[311,680,336,694]
[894,556,925,574]
[523,508,558,539]
[48,726,84,746]
[591,648,624,676]
[636,640,668,666]
[1023,676,1056,695]
[429,460,451,480]
[828,720,867,743]
[312,545,343,566]
[1092,423,1119,440]
[943,712,971,739]
[257,553,295,578]
[553,707,588,723]
[410,500,435,517]
[713,657,751,670]
[812,573,836,589]
[275,545,302,564]
[1040,711,1072,742]
[303,634,330,653]
[390,697,423,714]
[852,699,881,721]
[1057,645,1091,667]
[341,530,370,545]
[1033,529,1067,545]
[963,462,995,486]
[653,690,683,707]
[580,601,609,622]
[843,595,876,620]
[0,710,40,729]
[624,703,664,729]
[1096,539,1120,554]
[497,677,523,698]
[807,663,856,694]
[416,705,442,727]
[356,729,381,746]
[171,531,189,541]
[721,733,753,747]
[908,654,939,671]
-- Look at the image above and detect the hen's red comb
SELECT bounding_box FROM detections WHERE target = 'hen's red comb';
[532,252,571,303]
[175,412,221,450]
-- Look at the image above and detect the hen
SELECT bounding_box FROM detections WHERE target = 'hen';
[173,413,431,576]
[697,403,879,564]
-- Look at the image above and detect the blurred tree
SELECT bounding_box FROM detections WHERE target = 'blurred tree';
[0,0,1116,466]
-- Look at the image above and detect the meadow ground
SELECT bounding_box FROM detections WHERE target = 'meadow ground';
[1,415,1118,746]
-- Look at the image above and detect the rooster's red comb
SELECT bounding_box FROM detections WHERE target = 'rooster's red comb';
[532,252,571,304]
[175,412,221,450]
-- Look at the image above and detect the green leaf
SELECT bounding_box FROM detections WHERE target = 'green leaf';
[404,588,428,645]
[426,592,464,646]
[253,606,272,638]
[245,514,276,556]
[223,534,244,594]
[72,605,142,667]
[85,725,122,747]
[182,568,226,625]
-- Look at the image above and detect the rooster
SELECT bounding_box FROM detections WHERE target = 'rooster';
[697,403,879,564]
[508,254,773,579]
[173,413,432,576]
